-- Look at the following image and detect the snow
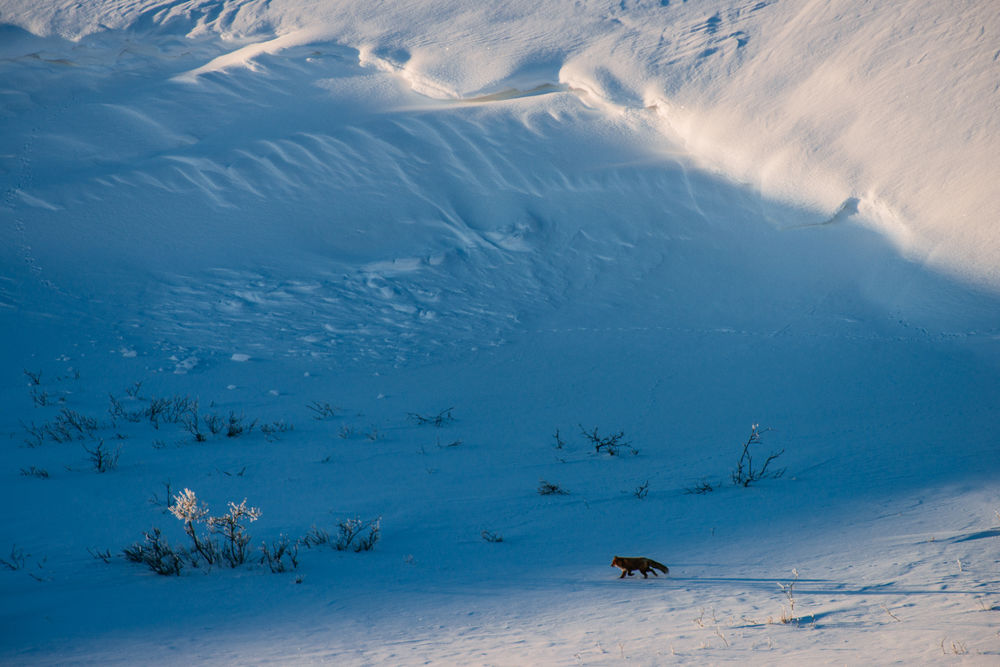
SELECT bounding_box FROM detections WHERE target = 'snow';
[1,0,999,664]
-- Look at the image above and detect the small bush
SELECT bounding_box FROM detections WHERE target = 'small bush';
[108,393,144,424]
[481,529,503,543]
[208,498,262,566]
[145,395,196,429]
[684,480,715,495]
[538,480,569,495]
[123,528,183,576]
[0,545,27,570]
[301,526,330,548]
[88,547,112,563]
[335,517,381,552]
[167,489,262,568]
[731,424,785,487]
[83,440,120,473]
[579,425,636,456]
[20,421,44,448]
[52,408,100,442]
[261,420,293,442]
[777,569,800,624]
[260,535,299,573]
[225,412,257,438]
[553,428,566,449]
[633,480,650,499]
[20,466,49,479]
[307,401,339,420]
[168,488,217,566]
[408,407,455,427]
[30,387,49,407]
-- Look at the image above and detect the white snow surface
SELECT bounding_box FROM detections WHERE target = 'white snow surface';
[1,0,999,664]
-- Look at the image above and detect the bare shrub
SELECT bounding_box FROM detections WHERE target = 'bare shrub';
[202,412,225,436]
[145,395,196,429]
[88,547,112,563]
[225,412,257,438]
[20,466,49,479]
[260,535,299,572]
[553,428,566,449]
[123,528,183,576]
[481,530,503,543]
[53,408,99,441]
[0,545,27,570]
[335,517,381,552]
[108,393,143,424]
[182,410,207,442]
[261,421,293,442]
[633,480,650,499]
[941,638,968,655]
[538,480,569,495]
[300,526,330,548]
[579,425,636,456]
[684,480,715,495]
[777,569,800,624]
[148,480,174,511]
[20,421,44,448]
[731,424,785,487]
[307,401,339,420]
[30,387,49,407]
[408,407,455,427]
[83,440,121,473]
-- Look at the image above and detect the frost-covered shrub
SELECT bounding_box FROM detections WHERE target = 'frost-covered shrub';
[165,489,263,568]
[335,517,381,552]
[168,488,217,565]
[168,489,262,567]
[209,498,262,566]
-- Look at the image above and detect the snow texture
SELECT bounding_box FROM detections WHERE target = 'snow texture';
[1,0,998,664]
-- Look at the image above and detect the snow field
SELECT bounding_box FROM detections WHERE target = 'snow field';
[1,0,999,663]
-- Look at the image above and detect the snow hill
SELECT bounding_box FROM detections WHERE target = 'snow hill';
[1,0,998,664]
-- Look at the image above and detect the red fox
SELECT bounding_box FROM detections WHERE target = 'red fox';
[611,556,669,579]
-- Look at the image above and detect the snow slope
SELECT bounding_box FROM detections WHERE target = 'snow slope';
[1,0,999,664]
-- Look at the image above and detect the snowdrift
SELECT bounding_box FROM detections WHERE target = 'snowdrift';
[1,0,998,664]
